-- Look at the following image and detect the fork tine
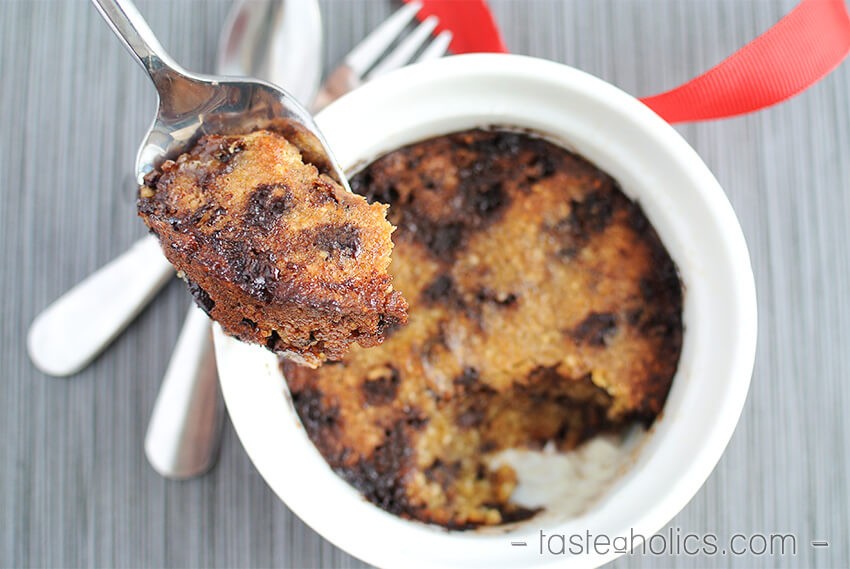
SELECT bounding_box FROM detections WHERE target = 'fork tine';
[344,1,422,77]
[366,15,439,80]
[415,30,452,63]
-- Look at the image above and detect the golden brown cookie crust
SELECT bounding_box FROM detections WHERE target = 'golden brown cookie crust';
[284,129,683,527]
[139,129,408,367]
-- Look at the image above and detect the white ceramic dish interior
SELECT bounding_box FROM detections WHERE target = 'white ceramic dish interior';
[213,54,757,569]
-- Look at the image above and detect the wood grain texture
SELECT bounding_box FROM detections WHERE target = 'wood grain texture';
[1,1,848,567]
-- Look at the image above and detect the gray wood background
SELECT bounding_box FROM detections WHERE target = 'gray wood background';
[2,1,848,567]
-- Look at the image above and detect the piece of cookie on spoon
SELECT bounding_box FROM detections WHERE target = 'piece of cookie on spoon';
[139,128,408,368]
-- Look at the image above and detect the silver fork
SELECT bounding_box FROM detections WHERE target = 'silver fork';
[145,1,452,480]
[313,1,451,110]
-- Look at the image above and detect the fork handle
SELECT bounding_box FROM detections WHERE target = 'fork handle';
[91,0,186,81]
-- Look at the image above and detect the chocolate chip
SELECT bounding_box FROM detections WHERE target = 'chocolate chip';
[244,183,293,229]
[212,140,245,163]
[291,387,341,453]
[236,249,280,302]
[453,366,480,387]
[265,330,282,351]
[353,170,400,206]
[549,190,616,256]
[556,246,579,260]
[186,203,214,226]
[527,154,557,181]
[313,223,361,261]
[335,421,418,517]
[571,312,618,346]
[472,183,505,216]
[626,308,644,326]
[362,365,400,406]
[206,231,281,302]
[475,288,517,306]
[424,459,461,489]
[185,279,214,315]
[142,169,161,189]
[427,223,463,258]
[376,312,404,337]
[348,169,372,196]
[494,132,522,155]
[422,274,454,303]
[372,185,400,206]
[569,190,614,238]
[455,394,491,428]
[640,263,680,302]
[625,198,650,234]
[456,406,486,428]
[468,131,522,156]
[639,310,681,340]
[309,177,345,205]
[403,406,429,429]
[498,505,543,524]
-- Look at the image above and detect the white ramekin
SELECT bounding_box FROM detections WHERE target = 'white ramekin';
[213,54,758,569]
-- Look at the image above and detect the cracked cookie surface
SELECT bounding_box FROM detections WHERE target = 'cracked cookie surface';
[283,129,683,528]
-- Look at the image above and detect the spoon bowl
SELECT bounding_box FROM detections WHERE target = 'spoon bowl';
[93,0,348,189]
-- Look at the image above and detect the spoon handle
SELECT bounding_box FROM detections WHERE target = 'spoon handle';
[144,305,224,479]
[90,0,185,80]
[27,235,174,377]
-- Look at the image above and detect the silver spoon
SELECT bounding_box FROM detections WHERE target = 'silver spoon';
[27,0,324,379]
[144,304,222,479]
[92,0,345,190]
[90,0,340,479]
[144,0,322,480]
[147,1,451,480]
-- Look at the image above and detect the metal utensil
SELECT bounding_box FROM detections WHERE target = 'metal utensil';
[27,0,332,378]
[218,0,322,105]
[144,304,222,479]
[313,1,451,111]
[32,0,452,478]
[144,1,453,479]
[92,0,337,480]
[144,0,323,480]
[25,1,451,379]
[27,235,172,376]
[91,0,345,188]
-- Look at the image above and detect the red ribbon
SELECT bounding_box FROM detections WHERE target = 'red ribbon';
[408,0,850,124]
[409,0,508,54]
